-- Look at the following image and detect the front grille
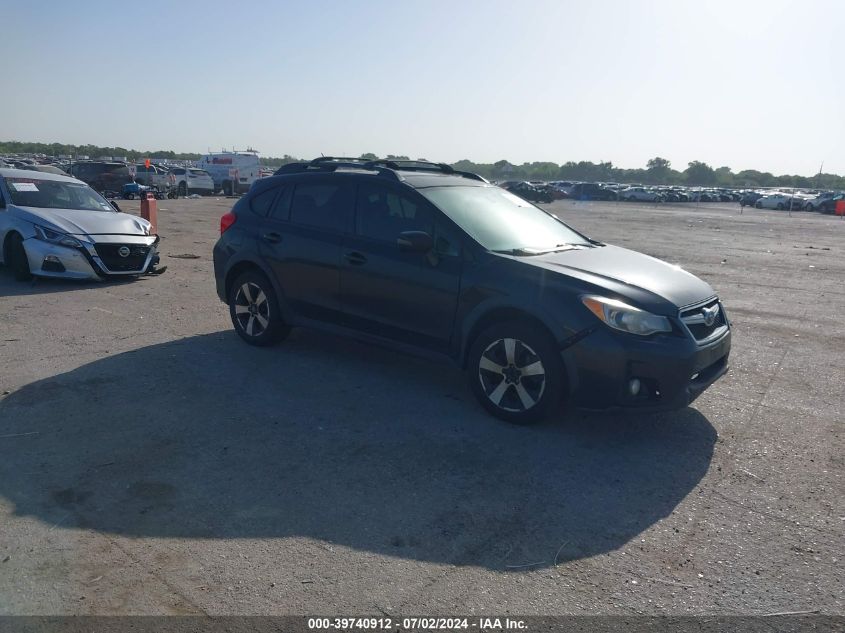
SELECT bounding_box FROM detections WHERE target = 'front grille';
[680,298,727,342]
[94,243,150,272]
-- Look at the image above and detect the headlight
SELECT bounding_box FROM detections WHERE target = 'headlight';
[34,225,83,248]
[581,295,672,336]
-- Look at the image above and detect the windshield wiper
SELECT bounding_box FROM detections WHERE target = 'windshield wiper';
[493,242,601,256]
[492,248,545,256]
[492,244,575,256]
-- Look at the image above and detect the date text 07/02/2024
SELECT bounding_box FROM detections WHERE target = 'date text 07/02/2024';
[307,617,528,630]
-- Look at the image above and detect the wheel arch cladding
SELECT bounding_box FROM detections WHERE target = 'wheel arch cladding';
[225,259,268,299]
[461,306,560,369]
[224,257,292,319]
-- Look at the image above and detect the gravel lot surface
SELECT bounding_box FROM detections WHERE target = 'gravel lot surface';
[0,197,842,616]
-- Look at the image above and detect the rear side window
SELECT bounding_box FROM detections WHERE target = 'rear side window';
[249,185,282,217]
[290,183,351,232]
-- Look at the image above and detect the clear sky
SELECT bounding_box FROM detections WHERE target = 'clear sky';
[2,0,843,175]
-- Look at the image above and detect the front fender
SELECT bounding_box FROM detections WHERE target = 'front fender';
[0,211,36,263]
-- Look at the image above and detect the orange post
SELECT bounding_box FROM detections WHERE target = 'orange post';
[835,200,845,217]
[140,192,158,234]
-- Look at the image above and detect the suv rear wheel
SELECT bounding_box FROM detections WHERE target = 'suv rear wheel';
[468,321,564,424]
[228,270,289,346]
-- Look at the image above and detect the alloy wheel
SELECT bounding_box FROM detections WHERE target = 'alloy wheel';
[233,281,270,337]
[478,338,546,412]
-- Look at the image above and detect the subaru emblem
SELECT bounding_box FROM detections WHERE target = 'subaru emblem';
[702,304,719,327]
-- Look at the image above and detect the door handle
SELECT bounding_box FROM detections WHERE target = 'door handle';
[344,251,367,266]
[261,232,282,244]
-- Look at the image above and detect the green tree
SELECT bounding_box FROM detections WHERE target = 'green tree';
[684,161,716,186]
[359,153,378,160]
[645,156,672,184]
[714,166,734,187]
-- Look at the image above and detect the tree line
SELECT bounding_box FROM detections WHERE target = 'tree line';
[1,141,841,189]
[447,156,845,189]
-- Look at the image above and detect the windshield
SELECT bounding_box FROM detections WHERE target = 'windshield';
[4,177,115,212]
[421,185,590,252]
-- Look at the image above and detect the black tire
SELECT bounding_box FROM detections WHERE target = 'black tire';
[222,181,233,196]
[467,321,565,425]
[228,270,289,346]
[126,193,135,200]
[6,233,32,281]
[755,202,762,209]
[178,182,187,197]
[776,203,784,210]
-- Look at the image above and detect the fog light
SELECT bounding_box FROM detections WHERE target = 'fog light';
[42,255,66,273]
[628,378,642,396]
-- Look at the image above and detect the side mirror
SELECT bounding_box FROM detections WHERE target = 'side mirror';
[397,231,433,253]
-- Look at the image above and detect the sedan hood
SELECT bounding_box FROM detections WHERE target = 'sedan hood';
[531,244,715,309]
[15,205,152,237]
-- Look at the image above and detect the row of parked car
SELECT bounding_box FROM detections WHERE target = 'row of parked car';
[0,156,215,198]
[738,189,844,212]
[500,181,746,204]
[499,180,843,212]
[0,151,267,199]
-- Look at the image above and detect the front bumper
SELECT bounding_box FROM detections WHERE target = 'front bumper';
[23,235,160,280]
[562,325,731,412]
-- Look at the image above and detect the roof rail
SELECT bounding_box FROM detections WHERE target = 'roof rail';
[273,160,401,180]
[310,156,370,164]
[365,159,487,182]
[272,157,487,183]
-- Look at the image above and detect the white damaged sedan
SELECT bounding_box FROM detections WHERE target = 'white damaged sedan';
[0,168,161,281]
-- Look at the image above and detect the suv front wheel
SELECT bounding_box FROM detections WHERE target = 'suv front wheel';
[468,321,565,424]
[228,270,290,346]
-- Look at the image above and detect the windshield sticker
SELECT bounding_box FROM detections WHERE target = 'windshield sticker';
[9,182,39,192]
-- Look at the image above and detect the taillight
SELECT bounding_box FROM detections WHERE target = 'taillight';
[220,212,236,235]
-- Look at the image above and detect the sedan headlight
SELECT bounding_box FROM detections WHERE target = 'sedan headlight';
[34,225,83,248]
[581,295,672,336]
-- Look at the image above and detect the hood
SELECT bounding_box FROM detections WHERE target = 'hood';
[529,244,715,309]
[15,205,152,237]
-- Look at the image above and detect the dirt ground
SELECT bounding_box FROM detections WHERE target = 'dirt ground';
[0,197,842,616]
